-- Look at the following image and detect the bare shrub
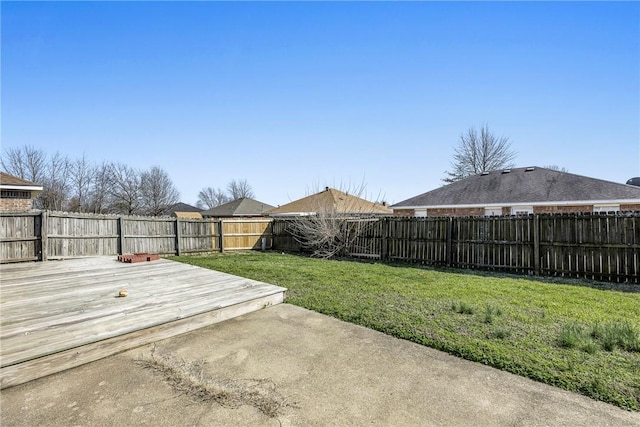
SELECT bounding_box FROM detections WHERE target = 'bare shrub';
[284,183,388,259]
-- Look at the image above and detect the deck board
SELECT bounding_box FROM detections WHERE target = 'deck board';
[0,257,286,388]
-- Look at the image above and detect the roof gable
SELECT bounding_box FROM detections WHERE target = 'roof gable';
[392,167,640,208]
[1,172,36,186]
[160,202,202,217]
[0,172,43,191]
[201,198,275,217]
[169,202,202,213]
[267,188,392,216]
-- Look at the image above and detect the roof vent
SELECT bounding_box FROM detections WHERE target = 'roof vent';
[502,169,511,174]
[525,167,535,172]
[481,171,489,176]
[627,177,640,187]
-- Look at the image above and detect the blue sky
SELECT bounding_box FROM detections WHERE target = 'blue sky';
[2,1,639,206]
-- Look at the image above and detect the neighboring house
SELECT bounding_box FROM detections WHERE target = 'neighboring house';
[200,198,275,218]
[162,202,203,219]
[266,187,392,217]
[0,172,44,212]
[391,167,640,217]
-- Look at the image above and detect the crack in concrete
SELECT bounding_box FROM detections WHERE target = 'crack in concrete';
[135,345,296,418]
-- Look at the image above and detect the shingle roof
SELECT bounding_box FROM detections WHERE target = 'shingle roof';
[0,172,42,188]
[392,167,640,208]
[200,198,275,217]
[266,188,392,216]
[168,202,202,213]
[161,202,202,217]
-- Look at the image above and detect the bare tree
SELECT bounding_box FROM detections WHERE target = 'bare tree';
[85,161,114,214]
[443,124,516,183]
[197,186,230,209]
[545,165,569,173]
[2,146,71,210]
[108,163,141,215]
[285,183,387,259]
[227,179,255,200]
[35,152,71,211]
[2,145,184,216]
[140,166,180,216]
[1,145,47,182]
[68,154,95,212]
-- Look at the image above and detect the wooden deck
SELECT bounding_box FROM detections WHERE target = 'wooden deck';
[0,257,286,388]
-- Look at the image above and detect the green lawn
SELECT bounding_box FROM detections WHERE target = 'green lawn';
[172,252,640,411]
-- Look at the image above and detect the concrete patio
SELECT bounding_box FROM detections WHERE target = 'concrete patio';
[2,304,637,426]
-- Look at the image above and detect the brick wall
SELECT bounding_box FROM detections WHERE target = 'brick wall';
[621,204,640,211]
[533,205,592,214]
[426,207,484,217]
[0,198,33,212]
[393,209,415,217]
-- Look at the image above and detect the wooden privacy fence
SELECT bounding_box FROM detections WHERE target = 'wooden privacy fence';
[272,213,640,284]
[3,211,638,283]
[0,211,273,262]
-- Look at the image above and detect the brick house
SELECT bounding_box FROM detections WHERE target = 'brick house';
[266,187,392,217]
[0,172,43,212]
[391,167,640,217]
[201,198,275,219]
[162,202,204,219]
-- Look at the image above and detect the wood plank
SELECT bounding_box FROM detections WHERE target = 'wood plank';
[2,284,284,367]
[0,257,286,386]
[0,293,284,389]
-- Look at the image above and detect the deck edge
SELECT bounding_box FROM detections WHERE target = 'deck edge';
[0,291,285,389]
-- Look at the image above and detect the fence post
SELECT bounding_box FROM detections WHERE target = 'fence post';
[271,219,277,251]
[40,211,49,262]
[533,214,540,275]
[218,220,224,253]
[117,216,124,255]
[446,217,455,267]
[380,217,389,261]
[175,218,182,256]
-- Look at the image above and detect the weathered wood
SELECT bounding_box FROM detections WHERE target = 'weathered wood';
[117,216,124,255]
[175,218,182,256]
[0,293,283,389]
[3,211,639,282]
[271,213,640,283]
[218,220,225,252]
[0,257,286,388]
[0,213,39,263]
[39,211,46,262]
[446,217,453,267]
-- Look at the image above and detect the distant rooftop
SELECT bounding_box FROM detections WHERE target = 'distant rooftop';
[267,187,392,216]
[201,197,275,217]
[392,167,640,208]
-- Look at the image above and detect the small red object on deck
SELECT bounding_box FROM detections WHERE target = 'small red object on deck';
[117,253,160,263]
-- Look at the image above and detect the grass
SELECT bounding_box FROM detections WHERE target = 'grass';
[172,252,640,411]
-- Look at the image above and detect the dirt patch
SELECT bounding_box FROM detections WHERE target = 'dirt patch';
[135,345,296,418]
